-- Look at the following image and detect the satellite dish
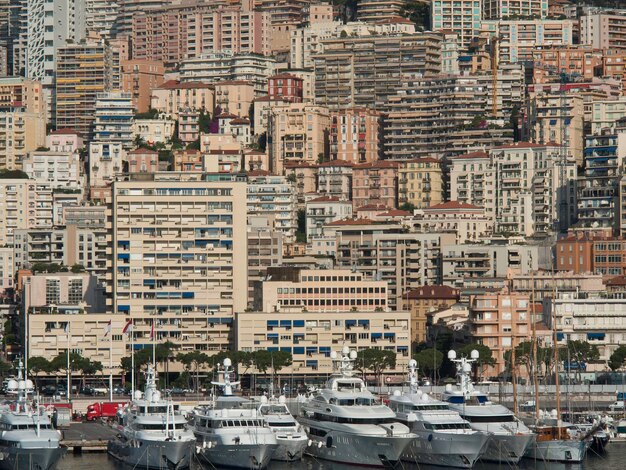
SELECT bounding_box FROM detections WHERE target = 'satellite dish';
[393,390,401,397]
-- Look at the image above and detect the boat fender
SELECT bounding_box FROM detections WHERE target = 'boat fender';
[428,434,433,442]
[317,441,323,448]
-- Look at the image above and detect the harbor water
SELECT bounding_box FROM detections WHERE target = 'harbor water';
[58,442,626,470]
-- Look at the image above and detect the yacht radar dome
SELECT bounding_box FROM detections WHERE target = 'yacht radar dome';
[349,350,357,360]
[470,349,479,360]
[330,351,338,360]
[448,350,457,360]
[223,358,232,368]
[408,359,417,368]
[342,345,350,355]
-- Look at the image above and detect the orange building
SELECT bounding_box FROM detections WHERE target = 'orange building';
[121,60,165,113]
[406,285,460,345]
[330,108,381,164]
[352,160,399,211]
[532,45,603,84]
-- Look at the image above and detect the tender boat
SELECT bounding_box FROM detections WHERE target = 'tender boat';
[441,349,535,464]
[258,396,308,461]
[298,346,415,468]
[0,360,66,470]
[388,359,489,468]
[107,364,195,469]
[191,358,277,470]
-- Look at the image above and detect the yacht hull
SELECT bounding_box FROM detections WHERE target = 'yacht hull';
[273,435,308,461]
[0,446,66,470]
[481,433,535,464]
[107,437,194,469]
[304,430,412,468]
[197,443,278,470]
[524,439,587,463]
[402,431,489,468]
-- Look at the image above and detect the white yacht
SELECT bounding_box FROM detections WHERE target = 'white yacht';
[298,346,415,468]
[258,395,308,461]
[0,362,66,470]
[191,358,278,470]
[107,364,195,469]
[441,350,535,464]
[388,359,489,468]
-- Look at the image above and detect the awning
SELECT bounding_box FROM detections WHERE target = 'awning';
[587,332,605,340]
[371,333,382,339]
[267,320,279,327]
[293,320,305,327]
[345,320,357,327]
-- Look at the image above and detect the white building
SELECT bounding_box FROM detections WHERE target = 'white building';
[591,97,626,134]
[246,172,297,242]
[89,142,124,189]
[23,151,83,190]
[26,0,86,86]
[413,201,493,243]
[0,179,53,246]
[306,196,353,241]
[133,118,175,145]
[92,92,134,149]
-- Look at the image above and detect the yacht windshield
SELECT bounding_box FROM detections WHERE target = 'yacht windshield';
[330,397,375,406]
[135,423,187,430]
[463,415,514,423]
[447,395,488,405]
[268,421,297,427]
[414,404,448,411]
[260,405,289,415]
[424,422,471,430]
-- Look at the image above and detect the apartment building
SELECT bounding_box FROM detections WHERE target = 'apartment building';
[0,77,43,113]
[413,202,493,243]
[180,52,277,96]
[0,110,45,170]
[306,196,353,241]
[247,217,283,307]
[352,161,399,211]
[449,151,495,220]
[127,149,158,174]
[481,19,574,64]
[554,235,626,277]
[384,66,523,160]
[268,104,330,174]
[109,173,247,362]
[290,19,342,70]
[14,226,107,279]
[246,172,297,242]
[133,118,175,145]
[22,151,82,190]
[591,97,626,134]
[120,60,165,113]
[314,32,442,110]
[398,158,443,210]
[131,3,271,67]
[407,285,460,345]
[92,92,134,149]
[150,81,215,119]
[578,133,624,233]
[46,129,83,153]
[508,270,604,302]
[329,219,457,307]
[581,10,626,51]
[356,0,406,22]
[0,247,13,297]
[432,0,481,49]
[442,242,544,288]
[470,291,531,376]
[236,310,411,377]
[284,162,318,203]
[525,90,584,165]
[482,0,548,19]
[330,108,381,164]
[317,160,353,200]
[214,81,255,118]
[532,45,603,84]
[55,41,119,139]
[0,179,52,246]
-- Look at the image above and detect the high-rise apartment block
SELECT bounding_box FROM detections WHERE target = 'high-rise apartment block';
[482,0,548,20]
[314,32,442,110]
[131,3,271,67]
[432,0,481,49]
[109,173,247,359]
[246,172,297,242]
[120,60,164,113]
[0,179,52,246]
[581,10,626,51]
[330,108,381,164]
[55,41,119,138]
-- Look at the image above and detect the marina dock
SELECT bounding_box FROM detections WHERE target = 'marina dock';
[61,422,117,453]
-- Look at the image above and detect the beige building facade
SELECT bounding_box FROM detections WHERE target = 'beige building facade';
[398,158,443,209]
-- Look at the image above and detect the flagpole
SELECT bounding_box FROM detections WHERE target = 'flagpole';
[66,324,70,401]
[152,319,156,368]
[109,333,113,402]
[130,323,135,399]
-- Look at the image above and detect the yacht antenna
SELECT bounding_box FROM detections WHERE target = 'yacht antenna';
[407,359,419,394]
[211,358,240,396]
[448,349,479,400]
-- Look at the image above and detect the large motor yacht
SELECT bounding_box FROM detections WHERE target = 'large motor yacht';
[388,359,489,468]
[441,350,535,464]
[258,395,308,461]
[191,358,278,470]
[107,364,195,469]
[298,346,415,468]
[0,361,66,470]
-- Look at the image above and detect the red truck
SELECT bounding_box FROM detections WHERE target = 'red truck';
[86,402,127,421]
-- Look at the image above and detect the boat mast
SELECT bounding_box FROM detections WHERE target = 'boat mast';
[552,264,561,424]
[531,261,539,423]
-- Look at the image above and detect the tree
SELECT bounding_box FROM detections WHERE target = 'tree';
[176,351,210,393]
[296,209,306,243]
[559,340,600,383]
[360,348,396,386]
[609,345,626,371]
[399,202,416,213]
[70,264,85,273]
[412,348,443,383]
[198,110,211,133]
[27,357,51,387]
[50,351,86,395]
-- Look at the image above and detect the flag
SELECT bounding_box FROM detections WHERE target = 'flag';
[103,320,112,337]
[122,319,133,335]
[64,322,70,335]
[150,320,155,340]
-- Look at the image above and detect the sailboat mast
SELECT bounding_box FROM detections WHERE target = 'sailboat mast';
[531,264,539,423]
[552,265,561,423]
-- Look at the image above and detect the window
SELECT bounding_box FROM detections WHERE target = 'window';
[46,279,60,305]
[68,278,83,304]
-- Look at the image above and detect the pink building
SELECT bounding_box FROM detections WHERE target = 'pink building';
[243,150,269,172]
[352,160,399,210]
[132,5,271,67]
[46,129,83,153]
[150,80,214,118]
[128,149,158,174]
[330,108,381,164]
[268,73,303,103]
